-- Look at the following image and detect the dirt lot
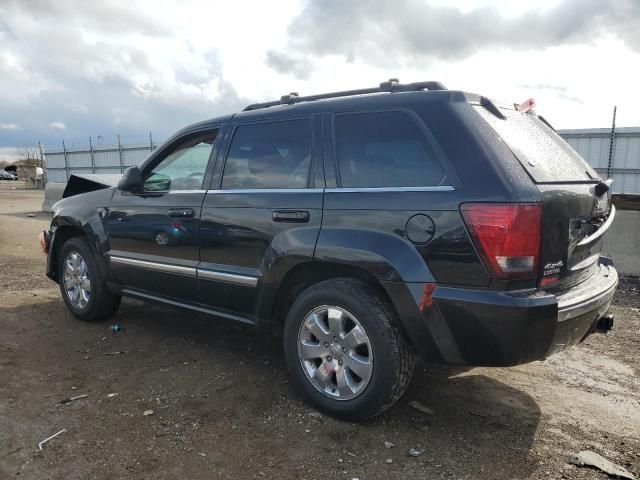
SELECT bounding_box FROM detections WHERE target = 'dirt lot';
[1,190,638,480]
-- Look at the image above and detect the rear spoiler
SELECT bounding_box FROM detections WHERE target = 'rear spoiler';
[62,174,122,198]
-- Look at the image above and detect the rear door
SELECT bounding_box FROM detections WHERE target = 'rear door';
[198,115,324,317]
[106,127,219,301]
[475,106,613,288]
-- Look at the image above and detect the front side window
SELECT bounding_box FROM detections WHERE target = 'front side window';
[221,119,311,189]
[334,111,447,188]
[144,129,218,191]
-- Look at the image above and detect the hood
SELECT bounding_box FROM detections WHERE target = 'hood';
[62,174,122,198]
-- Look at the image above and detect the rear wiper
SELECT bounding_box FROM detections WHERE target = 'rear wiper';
[594,179,613,197]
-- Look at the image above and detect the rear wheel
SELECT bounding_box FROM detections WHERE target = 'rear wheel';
[283,278,414,421]
[58,237,120,321]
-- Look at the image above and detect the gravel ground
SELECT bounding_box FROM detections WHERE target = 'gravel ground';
[1,190,638,480]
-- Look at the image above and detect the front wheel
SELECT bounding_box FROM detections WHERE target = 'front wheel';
[58,236,121,321]
[283,278,415,421]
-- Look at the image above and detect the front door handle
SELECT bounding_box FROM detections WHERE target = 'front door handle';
[168,208,195,218]
[272,210,310,223]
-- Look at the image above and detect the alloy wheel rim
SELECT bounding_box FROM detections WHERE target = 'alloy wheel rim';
[297,305,373,401]
[63,251,91,309]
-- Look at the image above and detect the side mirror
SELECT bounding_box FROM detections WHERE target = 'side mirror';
[117,166,143,193]
[143,173,171,192]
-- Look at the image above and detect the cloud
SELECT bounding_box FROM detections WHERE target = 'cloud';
[0,0,252,149]
[265,51,313,79]
[48,122,67,130]
[0,123,20,130]
[268,0,640,78]
[0,147,21,163]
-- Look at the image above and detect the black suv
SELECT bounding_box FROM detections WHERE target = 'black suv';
[42,80,618,420]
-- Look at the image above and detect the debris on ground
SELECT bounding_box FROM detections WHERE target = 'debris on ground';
[384,441,395,449]
[409,400,435,415]
[110,324,121,333]
[408,447,425,457]
[38,429,66,451]
[570,450,637,479]
[27,213,36,218]
[386,458,393,464]
[106,351,126,355]
[56,394,88,405]
[143,410,154,417]
[107,393,118,399]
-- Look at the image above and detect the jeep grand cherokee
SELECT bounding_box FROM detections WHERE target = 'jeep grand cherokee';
[41,80,618,420]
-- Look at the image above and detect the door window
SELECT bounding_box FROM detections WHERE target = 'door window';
[221,119,311,189]
[144,129,218,191]
[334,111,447,188]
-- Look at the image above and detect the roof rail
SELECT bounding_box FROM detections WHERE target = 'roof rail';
[242,79,447,112]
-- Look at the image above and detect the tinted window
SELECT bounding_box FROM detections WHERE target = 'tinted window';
[222,120,311,189]
[334,111,446,188]
[474,106,599,183]
[145,130,217,191]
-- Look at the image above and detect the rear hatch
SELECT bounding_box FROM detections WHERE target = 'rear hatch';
[474,104,614,290]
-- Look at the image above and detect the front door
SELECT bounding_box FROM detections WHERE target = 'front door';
[198,116,324,318]
[106,127,219,302]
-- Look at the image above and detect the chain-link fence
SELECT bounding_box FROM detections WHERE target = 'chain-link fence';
[42,134,158,183]
[42,128,640,193]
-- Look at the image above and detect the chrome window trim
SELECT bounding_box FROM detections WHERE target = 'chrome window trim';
[109,256,197,276]
[325,186,454,193]
[197,268,258,287]
[206,188,323,194]
[167,189,207,194]
[203,186,454,194]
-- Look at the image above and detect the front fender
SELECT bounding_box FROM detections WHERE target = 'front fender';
[47,189,115,281]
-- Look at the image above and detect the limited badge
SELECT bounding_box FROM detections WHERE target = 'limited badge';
[543,260,563,276]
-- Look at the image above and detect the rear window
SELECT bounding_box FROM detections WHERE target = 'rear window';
[334,111,448,188]
[474,106,600,183]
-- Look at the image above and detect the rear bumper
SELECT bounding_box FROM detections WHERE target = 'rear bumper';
[549,263,617,355]
[386,261,618,367]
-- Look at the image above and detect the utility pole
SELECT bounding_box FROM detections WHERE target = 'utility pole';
[607,106,617,179]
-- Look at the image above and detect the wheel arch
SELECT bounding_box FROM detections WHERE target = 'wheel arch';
[262,261,416,350]
[48,213,109,283]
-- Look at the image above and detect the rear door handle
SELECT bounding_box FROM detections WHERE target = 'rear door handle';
[272,210,310,223]
[168,208,195,218]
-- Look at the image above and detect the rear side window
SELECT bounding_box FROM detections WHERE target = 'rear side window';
[474,106,600,183]
[222,119,311,189]
[334,111,447,188]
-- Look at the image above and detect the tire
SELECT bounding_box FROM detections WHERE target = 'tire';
[283,278,414,421]
[57,236,121,321]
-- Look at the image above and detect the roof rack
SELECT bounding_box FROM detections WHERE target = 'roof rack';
[242,79,447,112]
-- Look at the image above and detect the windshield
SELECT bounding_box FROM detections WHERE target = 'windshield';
[474,106,600,183]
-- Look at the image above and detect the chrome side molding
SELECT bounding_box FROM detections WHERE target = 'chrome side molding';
[109,255,258,287]
[109,256,196,276]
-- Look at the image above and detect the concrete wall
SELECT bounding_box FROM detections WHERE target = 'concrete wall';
[603,209,640,276]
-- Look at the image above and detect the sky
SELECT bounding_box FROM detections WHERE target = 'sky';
[1,0,639,162]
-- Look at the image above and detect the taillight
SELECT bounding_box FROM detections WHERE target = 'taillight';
[461,203,541,280]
